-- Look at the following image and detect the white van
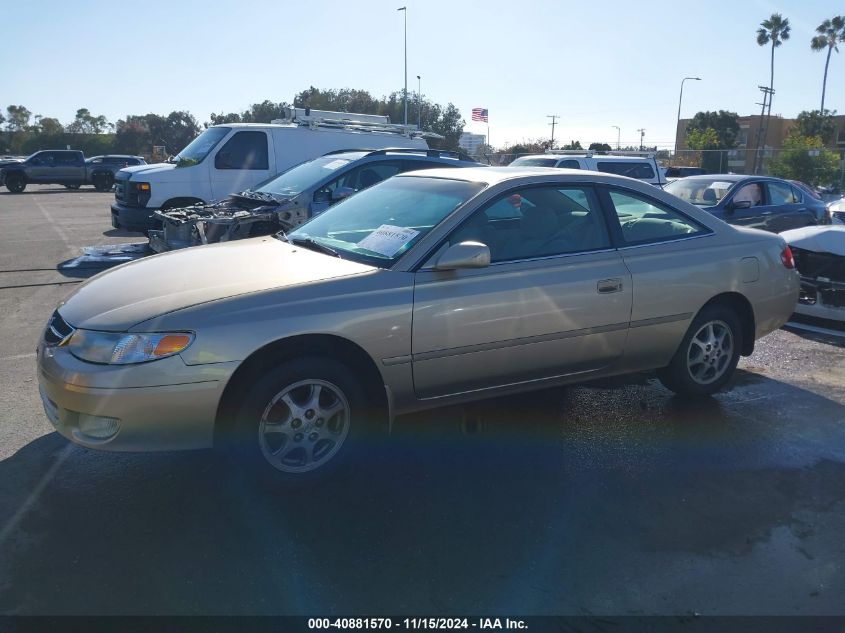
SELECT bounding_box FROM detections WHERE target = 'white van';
[111,109,432,231]
[509,150,667,187]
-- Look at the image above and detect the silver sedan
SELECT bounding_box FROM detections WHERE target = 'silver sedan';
[37,167,800,483]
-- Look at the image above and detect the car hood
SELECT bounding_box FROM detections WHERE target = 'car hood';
[0,158,23,168]
[57,238,374,331]
[117,162,178,179]
[781,225,845,256]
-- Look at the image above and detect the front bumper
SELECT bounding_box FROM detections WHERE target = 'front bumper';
[37,342,239,452]
[111,203,159,231]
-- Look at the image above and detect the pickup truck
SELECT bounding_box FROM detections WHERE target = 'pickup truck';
[0,150,145,192]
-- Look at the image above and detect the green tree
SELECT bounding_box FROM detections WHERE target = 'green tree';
[66,108,112,134]
[686,110,739,148]
[207,111,242,126]
[794,110,837,145]
[5,105,32,131]
[35,116,64,137]
[685,127,725,173]
[114,115,151,155]
[562,140,582,150]
[241,100,291,123]
[757,13,791,94]
[588,142,612,152]
[768,133,839,186]
[810,16,845,114]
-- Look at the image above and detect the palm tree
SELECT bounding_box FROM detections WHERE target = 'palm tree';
[811,16,845,114]
[757,13,791,93]
[753,13,790,173]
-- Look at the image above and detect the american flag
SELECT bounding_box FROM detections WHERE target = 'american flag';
[471,108,488,122]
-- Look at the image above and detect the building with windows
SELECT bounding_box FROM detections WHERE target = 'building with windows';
[459,132,487,155]
[674,114,845,174]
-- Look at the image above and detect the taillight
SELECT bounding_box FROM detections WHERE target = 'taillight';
[780,245,795,269]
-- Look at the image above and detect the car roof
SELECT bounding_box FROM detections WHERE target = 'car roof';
[323,148,477,163]
[398,165,643,186]
[514,154,652,162]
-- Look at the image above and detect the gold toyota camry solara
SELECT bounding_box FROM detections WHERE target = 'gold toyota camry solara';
[38,167,800,482]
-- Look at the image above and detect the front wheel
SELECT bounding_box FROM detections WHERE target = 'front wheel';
[4,173,26,193]
[229,357,376,485]
[657,305,742,397]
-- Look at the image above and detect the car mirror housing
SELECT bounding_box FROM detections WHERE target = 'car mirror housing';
[434,241,491,271]
[331,186,356,201]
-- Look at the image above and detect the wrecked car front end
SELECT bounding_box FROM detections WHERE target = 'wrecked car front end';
[148,192,309,253]
[782,226,845,334]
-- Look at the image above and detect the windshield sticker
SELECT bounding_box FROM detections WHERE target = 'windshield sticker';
[708,181,733,189]
[356,225,420,257]
[322,159,349,170]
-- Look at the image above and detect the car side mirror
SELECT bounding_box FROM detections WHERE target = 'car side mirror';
[331,186,355,201]
[434,241,491,271]
[731,200,752,210]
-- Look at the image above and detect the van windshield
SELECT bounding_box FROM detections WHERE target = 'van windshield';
[254,156,354,196]
[172,127,230,167]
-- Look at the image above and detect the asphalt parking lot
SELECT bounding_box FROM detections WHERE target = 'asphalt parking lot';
[1,185,845,616]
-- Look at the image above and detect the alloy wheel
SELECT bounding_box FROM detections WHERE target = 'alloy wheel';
[687,320,734,385]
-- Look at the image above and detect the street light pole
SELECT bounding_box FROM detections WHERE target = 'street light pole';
[612,125,620,150]
[675,76,701,159]
[398,7,407,125]
[417,75,421,129]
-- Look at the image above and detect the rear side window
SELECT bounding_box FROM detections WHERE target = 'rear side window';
[766,181,797,205]
[215,131,269,170]
[607,189,707,245]
[557,159,581,169]
[56,152,82,166]
[597,161,655,180]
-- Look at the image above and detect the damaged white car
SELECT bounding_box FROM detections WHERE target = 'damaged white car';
[782,225,845,334]
[147,148,479,253]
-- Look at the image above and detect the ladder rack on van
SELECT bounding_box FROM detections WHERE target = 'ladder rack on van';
[545,149,656,158]
[271,107,444,139]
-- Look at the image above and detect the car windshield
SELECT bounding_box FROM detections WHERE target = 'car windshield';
[510,157,559,167]
[253,156,354,196]
[287,176,485,267]
[171,127,230,167]
[664,178,735,206]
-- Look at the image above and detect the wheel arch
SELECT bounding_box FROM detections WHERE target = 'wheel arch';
[214,333,388,445]
[698,292,756,356]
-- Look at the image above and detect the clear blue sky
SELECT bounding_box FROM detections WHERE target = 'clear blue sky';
[2,0,842,149]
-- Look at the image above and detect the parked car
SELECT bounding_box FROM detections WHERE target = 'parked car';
[1,150,88,192]
[665,166,706,179]
[38,168,799,482]
[111,108,435,232]
[85,155,146,191]
[828,197,845,225]
[781,225,845,335]
[147,148,480,253]
[664,175,828,232]
[509,151,666,186]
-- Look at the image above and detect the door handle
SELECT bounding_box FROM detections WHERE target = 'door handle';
[597,278,623,294]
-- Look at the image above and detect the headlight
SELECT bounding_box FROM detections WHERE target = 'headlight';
[68,330,194,365]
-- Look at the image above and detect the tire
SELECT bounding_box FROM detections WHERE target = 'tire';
[657,304,743,397]
[64,183,82,190]
[92,172,114,192]
[4,173,26,193]
[228,356,376,485]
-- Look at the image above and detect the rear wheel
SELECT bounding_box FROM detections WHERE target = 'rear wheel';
[4,173,26,193]
[657,305,742,397]
[228,357,376,485]
[92,172,114,192]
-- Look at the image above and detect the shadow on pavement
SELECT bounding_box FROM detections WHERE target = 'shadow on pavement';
[2,374,845,615]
